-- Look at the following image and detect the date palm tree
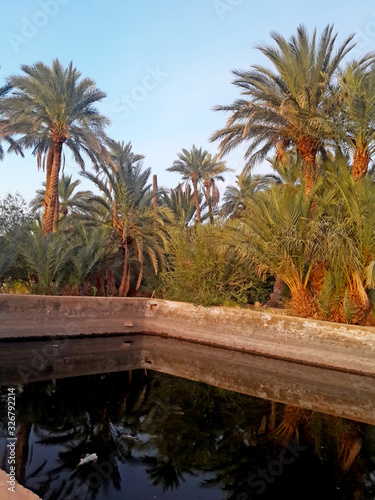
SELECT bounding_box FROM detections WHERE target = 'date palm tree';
[338,61,375,178]
[222,169,279,218]
[1,59,109,235]
[82,140,167,297]
[227,182,321,317]
[210,25,356,194]
[316,158,375,324]
[201,154,230,223]
[161,184,200,227]
[30,174,92,225]
[167,145,210,223]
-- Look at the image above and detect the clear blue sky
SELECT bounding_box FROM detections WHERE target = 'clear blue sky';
[0,0,374,201]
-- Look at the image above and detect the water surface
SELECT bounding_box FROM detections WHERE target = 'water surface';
[1,367,375,499]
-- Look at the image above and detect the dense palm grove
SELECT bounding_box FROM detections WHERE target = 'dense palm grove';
[2,24,375,325]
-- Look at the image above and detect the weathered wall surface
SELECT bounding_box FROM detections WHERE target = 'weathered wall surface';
[1,294,375,375]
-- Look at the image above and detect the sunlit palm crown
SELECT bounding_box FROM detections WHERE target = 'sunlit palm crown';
[1,58,110,166]
[211,24,356,167]
[83,140,152,219]
[167,145,211,182]
[338,62,375,158]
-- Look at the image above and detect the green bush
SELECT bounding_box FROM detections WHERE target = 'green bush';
[160,223,273,306]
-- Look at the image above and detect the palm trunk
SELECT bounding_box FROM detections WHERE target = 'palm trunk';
[338,421,361,473]
[53,197,60,232]
[178,184,182,203]
[291,286,319,319]
[204,182,214,224]
[352,147,370,179]
[153,175,159,210]
[153,174,158,233]
[15,419,32,485]
[296,137,320,196]
[44,141,63,235]
[275,405,310,444]
[269,401,276,431]
[266,275,285,307]
[192,178,201,223]
[42,146,54,227]
[118,242,130,297]
[106,268,117,296]
[95,273,105,296]
[309,261,326,297]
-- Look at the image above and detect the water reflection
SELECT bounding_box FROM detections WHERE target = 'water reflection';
[0,370,375,499]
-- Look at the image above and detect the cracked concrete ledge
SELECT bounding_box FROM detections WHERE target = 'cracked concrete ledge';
[0,294,375,376]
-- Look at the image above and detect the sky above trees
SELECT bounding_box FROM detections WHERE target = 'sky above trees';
[1,0,375,200]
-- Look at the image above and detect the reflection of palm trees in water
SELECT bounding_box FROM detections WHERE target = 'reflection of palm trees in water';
[2,374,375,499]
[273,404,363,473]
[12,371,138,499]
[15,418,32,484]
[200,402,375,499]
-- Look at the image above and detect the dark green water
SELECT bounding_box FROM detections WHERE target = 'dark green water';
[0,368,375,500]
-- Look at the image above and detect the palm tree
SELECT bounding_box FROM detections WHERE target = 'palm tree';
[222,169,279,218]
[201,154,229,223]
[20,225,73,294]
[229,182,321,317]
[316,158,375,324]
[161,184,200,227]
[0,81,23,161]
[1,59,109,235]
[30,174,92,224]
[210,25,357,194]
[338,61,375,178]
[167,145,210,223]
[82,140,167,297]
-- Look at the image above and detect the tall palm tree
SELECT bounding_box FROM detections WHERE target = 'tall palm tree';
[82,140,167,297]
[1,59,109,235]
[210,25,357,194]
[201,154,229,223]
[167,145,210,223]
[338,61,375,179]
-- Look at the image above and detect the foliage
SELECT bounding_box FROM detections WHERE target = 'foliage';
[81,140,168,296]
[0,237,18,284]
[314,159,375,323]
[222,181,323,316]
[19,227,73,294]
[222,169,279,218]
[160,223,272,306]
[30,174,92,223]
[337,61,375,178]
[210,25,362,194]
[67,225,119,293]
[0,278,31,294]
[3,39,375,323]
[0,192,32,236]
[2,59,109,234]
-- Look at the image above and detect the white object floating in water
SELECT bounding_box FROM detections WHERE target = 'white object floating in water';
[122,434,139,441]
[77,453,98,467]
